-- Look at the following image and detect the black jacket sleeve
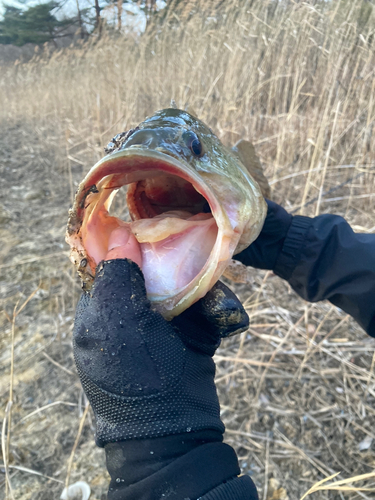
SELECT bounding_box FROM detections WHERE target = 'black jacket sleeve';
[105,433,258,500]
[239,212,375,336]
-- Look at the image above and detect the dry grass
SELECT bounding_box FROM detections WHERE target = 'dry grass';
[1,0,375,498]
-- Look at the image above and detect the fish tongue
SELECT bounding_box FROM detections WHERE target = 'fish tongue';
[131,213,217,295]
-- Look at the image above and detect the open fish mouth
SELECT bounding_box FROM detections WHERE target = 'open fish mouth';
[66,108,267,319]
[66,148,237,318]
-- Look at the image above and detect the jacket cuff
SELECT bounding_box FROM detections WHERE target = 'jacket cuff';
[274,215,312,280]
[200,475,258,499]
[107,442,241,500]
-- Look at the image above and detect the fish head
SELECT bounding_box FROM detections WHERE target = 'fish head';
[66,108,267,319]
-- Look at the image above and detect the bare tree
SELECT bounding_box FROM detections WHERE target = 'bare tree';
[75,0,85,38]
[117,0,122,30]
[94,0,102,34]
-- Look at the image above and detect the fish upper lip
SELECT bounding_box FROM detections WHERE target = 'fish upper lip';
[80,148,221,216]
[116,141,208,166]
[122,143,187,162]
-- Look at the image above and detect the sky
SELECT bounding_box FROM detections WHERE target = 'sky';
[0,0,167,30]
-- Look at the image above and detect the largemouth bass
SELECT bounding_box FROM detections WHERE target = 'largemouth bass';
[66,108,267,319]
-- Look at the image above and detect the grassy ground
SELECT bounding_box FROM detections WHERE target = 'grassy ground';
[1,1,375,498]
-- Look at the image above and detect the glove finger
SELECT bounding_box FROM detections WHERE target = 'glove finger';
[92,258,149,311]
[172,281,249,356]
[73,257,148,343]
[197,280,249,338]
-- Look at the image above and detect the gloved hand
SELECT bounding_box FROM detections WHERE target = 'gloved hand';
[73,258,249,446]
[235,199,293,270]
[72,241,258,498]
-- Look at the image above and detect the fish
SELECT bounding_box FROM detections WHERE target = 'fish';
[66,108,267,319]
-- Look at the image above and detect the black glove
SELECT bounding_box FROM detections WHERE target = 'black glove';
[236,199,293,270]
[73,259,258,499]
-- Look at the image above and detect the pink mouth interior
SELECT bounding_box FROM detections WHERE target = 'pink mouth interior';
[81,170,218,298]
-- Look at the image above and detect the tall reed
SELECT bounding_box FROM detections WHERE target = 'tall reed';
[1,0,374,217]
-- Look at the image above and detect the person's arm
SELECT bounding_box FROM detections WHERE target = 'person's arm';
[236,200,375,336]
[73,250,258,499]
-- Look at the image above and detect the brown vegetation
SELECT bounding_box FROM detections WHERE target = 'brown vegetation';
[1,1,375,498]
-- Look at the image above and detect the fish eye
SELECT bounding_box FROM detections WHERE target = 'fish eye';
[191,138,203,157]
[183,131,204,157]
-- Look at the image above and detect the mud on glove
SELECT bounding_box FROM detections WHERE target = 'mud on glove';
[73,259,258,499]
